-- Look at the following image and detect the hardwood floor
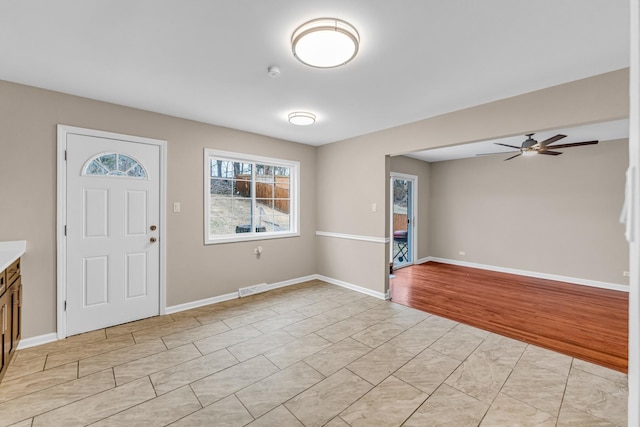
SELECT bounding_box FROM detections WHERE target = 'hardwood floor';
[391,262,629,373]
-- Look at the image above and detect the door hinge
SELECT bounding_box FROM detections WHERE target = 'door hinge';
[64,225,67,236]
[64,150,67,161]
[64,300,67,311]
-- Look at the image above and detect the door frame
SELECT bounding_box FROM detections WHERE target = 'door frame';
[389,172,418,269]
[56,125,167,339]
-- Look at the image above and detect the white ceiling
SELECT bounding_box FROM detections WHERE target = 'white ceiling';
[0,1,629,146]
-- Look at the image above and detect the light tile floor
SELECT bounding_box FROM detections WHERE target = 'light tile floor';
[0,280,628,426]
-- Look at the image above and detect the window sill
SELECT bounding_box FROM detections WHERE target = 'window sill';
[204,231,300,245]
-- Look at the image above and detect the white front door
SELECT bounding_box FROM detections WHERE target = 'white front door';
[64,131,161,336]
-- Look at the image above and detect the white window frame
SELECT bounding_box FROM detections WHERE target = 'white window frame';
[204,149,300,244]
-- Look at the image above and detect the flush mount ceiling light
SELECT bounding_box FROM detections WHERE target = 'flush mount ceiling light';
[288,111,316,126]
[291,18,360,68]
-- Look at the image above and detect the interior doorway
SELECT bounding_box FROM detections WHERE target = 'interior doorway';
[390,173,417,270]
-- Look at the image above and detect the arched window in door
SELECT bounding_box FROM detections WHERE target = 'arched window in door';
[82,153,147,178]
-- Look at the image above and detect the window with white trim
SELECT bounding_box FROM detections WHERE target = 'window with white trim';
[204,149,299,244]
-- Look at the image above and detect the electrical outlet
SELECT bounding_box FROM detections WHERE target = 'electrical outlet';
[173,202,181,213]
[623,271,630,277]
[459,250,466,256]
[371,203,377,213]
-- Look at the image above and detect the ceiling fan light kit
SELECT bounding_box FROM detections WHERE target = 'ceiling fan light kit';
[478,133,599,161]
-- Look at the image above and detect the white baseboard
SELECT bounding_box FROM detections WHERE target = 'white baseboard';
[17,332,58,350]
[267,275,318,291]
[165,274,320,315]
[422,257,629,292]
[415,256,431,265]
[165,291,238,315]
[315,275,388,300]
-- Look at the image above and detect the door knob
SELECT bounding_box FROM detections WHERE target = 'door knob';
[150,225,157,231]
[150,237,157,243]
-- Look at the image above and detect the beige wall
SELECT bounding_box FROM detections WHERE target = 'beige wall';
[428,139,629,284]
[389,156,431,261]
[0,80,317,338]
[316,69,629,295]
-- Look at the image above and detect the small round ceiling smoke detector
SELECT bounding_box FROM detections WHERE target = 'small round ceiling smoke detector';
[291,18,360,68]
[267,66,281,78]
[288,111,316,126]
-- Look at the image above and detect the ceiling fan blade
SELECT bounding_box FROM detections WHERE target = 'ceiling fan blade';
[495,143,522,150]
[504,153,522,161]
[538,150,562,156]
[476,151,518,156]
[544,140,598,149]
[539,134,567,146]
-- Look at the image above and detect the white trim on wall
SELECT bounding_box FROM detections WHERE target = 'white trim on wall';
[165,274,318,314]
[315,275,389,300]
[315,231,389,244]
[17,333,58,350]
[165,291,238,315]
[418,257,629,292]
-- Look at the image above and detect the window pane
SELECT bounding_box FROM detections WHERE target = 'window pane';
[234,179,251,197]
[231,199,252,232]
[98,154,117,170]
[275,179,289,188]
[275,167,290,176]
[86,161,108,175]
[209,217,237,235]
[256,199,274,210]
[210,160,252,178]
[128,164,146,177]
[118,154,136,173]
[210,196,232,216]
[255,164,269,177]
[256,182,274,198]
[272,214,291,231]
[210,179,233,196]
[273,198,290,214]
[209,197,252,235]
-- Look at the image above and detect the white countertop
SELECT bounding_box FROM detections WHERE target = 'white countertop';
[0,241,26,272]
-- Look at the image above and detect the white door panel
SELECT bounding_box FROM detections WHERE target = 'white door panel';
[65,133,160,336]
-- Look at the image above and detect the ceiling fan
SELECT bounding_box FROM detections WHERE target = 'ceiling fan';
[479,133,599,161]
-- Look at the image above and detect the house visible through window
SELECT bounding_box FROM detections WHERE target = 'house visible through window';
[204,149,299,244]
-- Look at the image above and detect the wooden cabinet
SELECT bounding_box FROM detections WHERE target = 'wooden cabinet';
[0,257,22,382]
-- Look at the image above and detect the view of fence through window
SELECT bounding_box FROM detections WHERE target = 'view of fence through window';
[209,158,291,236]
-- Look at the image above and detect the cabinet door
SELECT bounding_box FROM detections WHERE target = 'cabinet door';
[11,278,21,347]
[1,294,8,376]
